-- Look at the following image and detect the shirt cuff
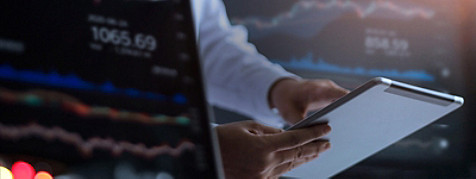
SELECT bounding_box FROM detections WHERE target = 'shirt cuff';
[252,64,301,128]
[210,123,219,128]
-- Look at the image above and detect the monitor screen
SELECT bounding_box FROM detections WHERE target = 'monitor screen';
[0,0,221,178]
[223,0,468,169]
[468,0,476,163]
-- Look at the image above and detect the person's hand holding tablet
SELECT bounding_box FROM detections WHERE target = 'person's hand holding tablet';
[269,78,349,124]
[216,121,331,179]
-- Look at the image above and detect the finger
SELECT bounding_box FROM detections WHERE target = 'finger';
[298,80,349,113]
[265,124,331,150]
[326,85,350,100]
[274,140,330,166]
[309,83,349,103]
[279,106,306,125]
[306,90,349,113]
[269,154,319,177]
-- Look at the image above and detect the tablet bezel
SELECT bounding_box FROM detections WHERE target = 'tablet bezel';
[286,77,464,130]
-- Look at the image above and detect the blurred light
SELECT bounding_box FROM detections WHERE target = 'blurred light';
[0,166,13,179]
[434,124,449,129]
[0,90,16,103]
[441,68,451,78]
[12,161,36,179]
[439,139,449,149]
[34,171,53,179]
[76,104,91,116]
[23,94,42,106]
[156,172,174,179]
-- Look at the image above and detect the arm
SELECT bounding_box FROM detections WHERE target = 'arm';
[194,0,298,127]
[194,0,349,126]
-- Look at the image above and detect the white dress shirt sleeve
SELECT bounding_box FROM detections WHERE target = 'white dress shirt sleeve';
[192,0,298,127]
[192,0,299,127]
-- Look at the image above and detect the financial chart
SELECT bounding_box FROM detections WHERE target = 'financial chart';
[0,0,219,178]
[224,0,468,168]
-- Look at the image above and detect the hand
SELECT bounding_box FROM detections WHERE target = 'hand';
[269,79,349,124]
[216,121,331,179]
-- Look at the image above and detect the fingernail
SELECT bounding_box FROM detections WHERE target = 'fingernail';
[324,142,331,150]
[324,125,331,133]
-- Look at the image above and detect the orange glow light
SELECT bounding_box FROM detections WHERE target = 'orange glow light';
[34,171,53,179]
[74,103,91,116]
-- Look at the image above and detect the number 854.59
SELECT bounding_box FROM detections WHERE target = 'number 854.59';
[91,26,157,51]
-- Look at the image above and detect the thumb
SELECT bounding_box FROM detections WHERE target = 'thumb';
[307,84,349,106]
[279,104,306,124]
[321,86,349,101]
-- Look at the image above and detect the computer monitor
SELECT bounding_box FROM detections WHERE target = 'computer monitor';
[0,0,222,178]
[467,0,476,164]
[223,0,469,175]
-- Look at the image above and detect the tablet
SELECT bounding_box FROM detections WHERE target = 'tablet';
[285,77,464,178]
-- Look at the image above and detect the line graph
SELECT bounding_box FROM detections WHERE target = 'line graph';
[0,64,187,104]
[272,53,435,81]
[0,123,196,158]
[395,138,449,150]
[0,87,191,125]
[232,0,435,39]
[391,137,450,155]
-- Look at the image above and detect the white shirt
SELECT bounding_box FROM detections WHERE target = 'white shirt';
[192,0,298,127]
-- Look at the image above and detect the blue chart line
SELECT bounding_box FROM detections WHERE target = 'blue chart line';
[272,53,435,82]
[0,64,187,104]
[232,0,435,39]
